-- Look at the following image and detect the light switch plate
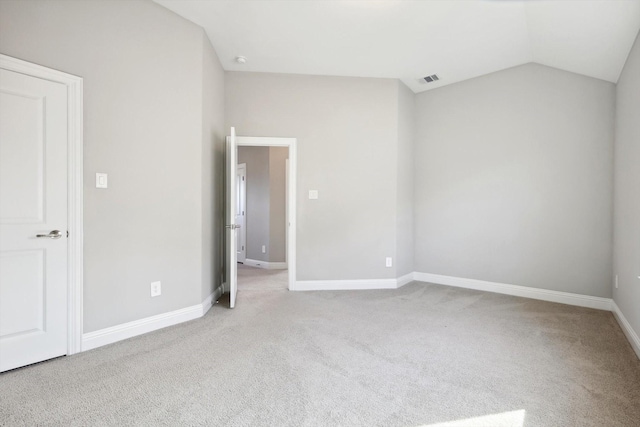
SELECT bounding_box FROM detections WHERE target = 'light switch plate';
[96,173,108,189]
[309,190,318,199]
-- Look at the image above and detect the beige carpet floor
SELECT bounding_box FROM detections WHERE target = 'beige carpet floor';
[237,263,288,290]
[1,279,639,426]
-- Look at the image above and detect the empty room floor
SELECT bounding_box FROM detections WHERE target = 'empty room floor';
[237,263,288,291]
[1,282,638,426]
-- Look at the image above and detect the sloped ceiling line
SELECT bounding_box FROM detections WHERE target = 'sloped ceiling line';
[155,0,640,93]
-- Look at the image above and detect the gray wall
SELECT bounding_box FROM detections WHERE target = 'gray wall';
[414,63,615,298]
[201,34,226,301]
[396,82,415,277]
[2,0,624,336]
[237,146,288,263]
[613,31,640,336]
[238,146,271,262]
[226,72,399,280]
[0,0,225,332]
[268,147,289,263]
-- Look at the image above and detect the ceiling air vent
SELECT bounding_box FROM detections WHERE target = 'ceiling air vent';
[422,74,440,83]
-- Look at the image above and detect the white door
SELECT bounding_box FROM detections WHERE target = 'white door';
[0,68,69,372]
[236,163,246,264]
[225,128,238,308]
[285,158,289,266]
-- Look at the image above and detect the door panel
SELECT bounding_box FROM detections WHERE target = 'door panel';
[0,91,45,223]
[0,68,68,372]
[236,164,246,263]
[225,128,238,308]
[0,250,45,338]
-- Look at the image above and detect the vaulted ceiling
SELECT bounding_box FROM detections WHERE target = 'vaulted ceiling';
[155,0,640,93]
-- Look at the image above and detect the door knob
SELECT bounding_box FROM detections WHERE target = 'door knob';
[36,230,63,239]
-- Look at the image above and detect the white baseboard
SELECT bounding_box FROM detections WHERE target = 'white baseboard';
[397,272,415,288]
[244,258,287,270]
[202,293,214,315]
[294,273,416,291]
[82,287,222,352]
[413,272,612,311]
[294,278,398,291]
[611,301,640,359]
[202,284,224,315]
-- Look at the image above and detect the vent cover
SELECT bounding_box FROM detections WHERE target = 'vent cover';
[423,74,440,83]
[421,74,440,83]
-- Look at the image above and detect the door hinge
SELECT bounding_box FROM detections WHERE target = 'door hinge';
[66,230,69,238]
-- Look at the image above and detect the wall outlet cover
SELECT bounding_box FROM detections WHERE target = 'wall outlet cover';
[151,281,162,297]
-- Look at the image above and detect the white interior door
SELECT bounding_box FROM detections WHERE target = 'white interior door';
[0,68,69,372]
[236,163,246,264]
[285,158,289,265]
[225,128,238,308]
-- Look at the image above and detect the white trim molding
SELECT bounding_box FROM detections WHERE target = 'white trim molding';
[413,272,612,311]
[67,64,84,356]
[0,54,84,355]
[294,274,414,291]
[82,305,203,352]
[244,259,287,270]
[235,136,297,291]
[202,284,225,315]
[397,272,415,288]
[611,301,640,359]
[295,278,397,291]
[82,291,219,352]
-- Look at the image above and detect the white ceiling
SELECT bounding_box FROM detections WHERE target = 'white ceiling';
[155,0,640,93]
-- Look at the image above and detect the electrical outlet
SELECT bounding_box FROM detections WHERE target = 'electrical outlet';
[386,257,393,268]
[262,245,266,253]
[150,281,162,297]
[615,275,618,289]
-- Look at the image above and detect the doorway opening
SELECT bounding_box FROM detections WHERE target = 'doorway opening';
[225,133,297,307]
[236,145,289,291]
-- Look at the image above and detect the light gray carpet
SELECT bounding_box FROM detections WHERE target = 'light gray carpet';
[237,263,288,291]
[1,281,639,426]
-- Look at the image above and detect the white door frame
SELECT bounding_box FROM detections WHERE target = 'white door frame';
[1,54,84,355]
[237,163,247,263]
[285,158,289,266]
[235,137,297,291]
